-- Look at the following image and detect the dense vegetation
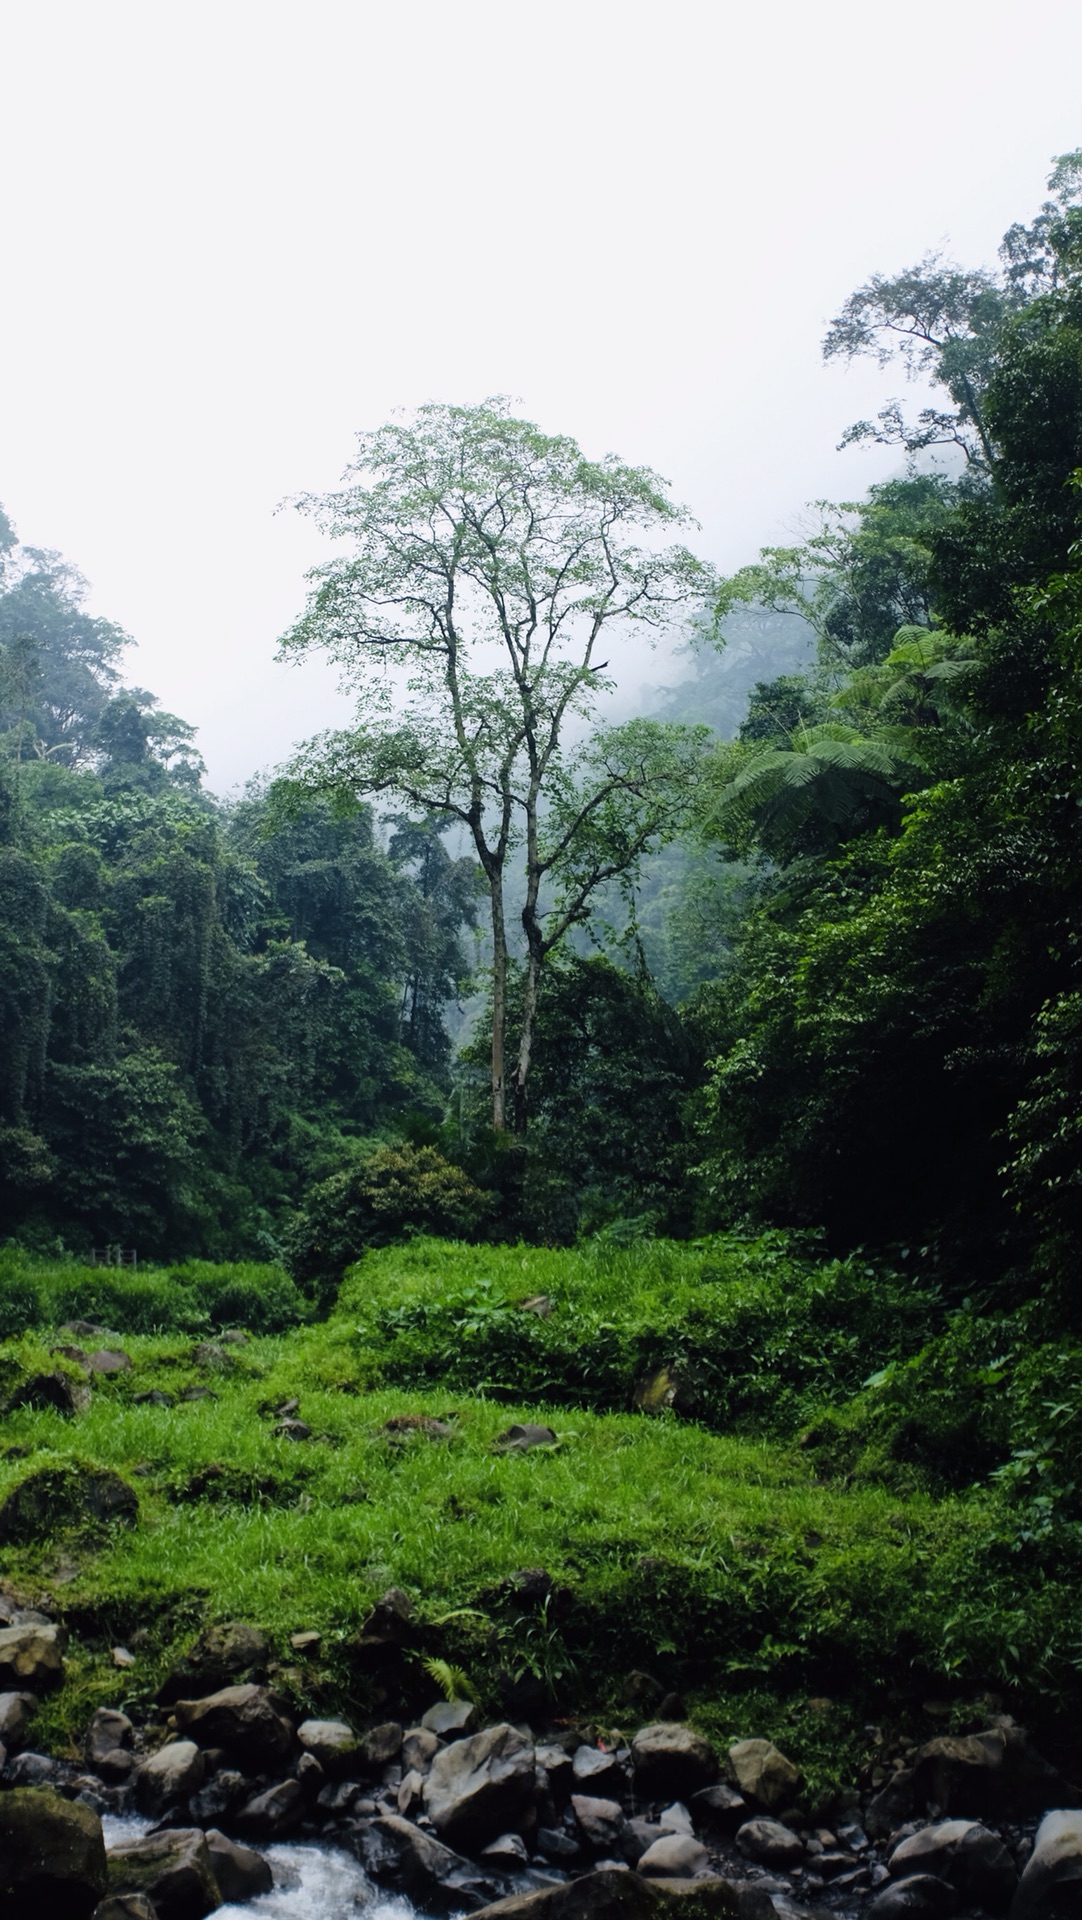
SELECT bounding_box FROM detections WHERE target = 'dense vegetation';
[3,153,1082,1777]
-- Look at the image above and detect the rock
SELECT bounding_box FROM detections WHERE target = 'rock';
[105,1827,222,1919]
[290,1630,320,1653]
[173,1683,294,1764]
[234,1778,304,1838]
[484,1833,531,1865]
[133,1739,205,1815]
[383,1414,454,1438]
[624,1819,666,1864]
[866,1769,917,1840]
[6,1751,56,1785]
[157,1621,271,1704]
[362,1720,404,1767]
[219,1330,248,1346]
[421,1698,478,1737]
[404,1725,442,1772]
[0,1689,32,1748]
[398,1766,425,1815]
[870,1875,960,1919]
[62,1320,109,1339]
[539,1828,584,1861]
[53,1344,90,1364]
[657,1804,693,1835]
[638,1835,710,1878]
[92,1897,158,1920]
[691,1783,747,1832]
[736,1818,806,1868]
[520,1296,555,1318]
[911,1727,1079,1820]
[317,1778,363,1814]
[112,1647,136,1668]
[10,1369,92,1413]
[97,1748,134,1783]
[180,1387,218,1401]
[0,1787,107,1916]
[1011,1809,1082,1920]
[494,1423,558,1449]
[727,1739,801,1811]
[424,1722,536,1849]
[188,1768,249,1824]
[536,1743,576,1798]
[573,1743,629,1796]
[573,1793,626,1849]
[890,1819,1018,1909]
[204,1828,273,1901]
[0,1467,136,1545]
[0,1620,67,1688]
[272,1418,311,1440]
[192,1343,228,1368]
[86,1707,134,1767]
[87,1349,132,1373]
[297,1717,360,1774]
[353,1811,485,1904]
[356,1587,415,1652]
[456,1867,739,1920]
[133,1389,175,1407]
[632,1724,718,1800]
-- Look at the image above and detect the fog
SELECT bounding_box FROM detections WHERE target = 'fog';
[1,0,1080,791]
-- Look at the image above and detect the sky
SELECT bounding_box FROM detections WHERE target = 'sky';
[2,0,1081,793]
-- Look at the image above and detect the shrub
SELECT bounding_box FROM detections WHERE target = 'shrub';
[287,1145,490,1304]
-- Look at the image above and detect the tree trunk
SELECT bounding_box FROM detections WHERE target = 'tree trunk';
[490,882,507,1132]
[511,945,542,1136]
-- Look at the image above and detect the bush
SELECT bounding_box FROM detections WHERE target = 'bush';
[0,1249,307,1336]
[286,1145,491,1305]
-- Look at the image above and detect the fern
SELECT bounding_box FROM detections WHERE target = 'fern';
[422,1655,473,1702]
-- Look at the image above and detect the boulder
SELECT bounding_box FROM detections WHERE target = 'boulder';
[424,1722,536,1849]
[1010,1809,1082,1920]
[353,1811,489,1905]
[457,1867,739,1920]
[0,1467,136,1544]
[573,1793,626,1849]
[632,1724,718,1799]
[173,1683,294,1765]
[691,1784,747,1832]
[890,1819,1018,1910]
[870,1877,960,1920]
[573,1743,629,1797]
[86,1707,134,1767]
[157,1622,272,1704]
[233,1778,304,1838]
[10,1370,91,1413]
[638,1835,710,1878]
[297,1717,360,1774]
[736,1818,806,1868]
[866,1769,917,1840]
[204,1828,273,1901]
[361,1719,404,1767]
[134,1390,175,1407]
[726,1739,801,1811]
[0,1689,32,1748]
[188,1768,249,1825]
[404,1725,442,1772]
[92,1898,158,1920]
[911,1727,1080,1820]
[105,1828,222,1919]
[0,1620,67,1688]
[133,1739,205,1815]
[0,1786,107,1916]
[6,1751,56,1786]
[494,1423,558,1450]
[87,1349,132,1374]
[422,1698,478,1737]
[355,1586,415,1653]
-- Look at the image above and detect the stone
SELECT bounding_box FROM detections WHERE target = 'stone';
[573,1793,626,1849]
[297,1717,360,1774]
[97,1748,134,1783]
[911,1727,1079,1821]
[180,1387,218,1401]
[112,1646,136,1668]
[573,1743,629,1796]
[0,1689,32,1748]
[234,1778,304,1838]
[356,1587,415,1652]
[290,1630,321,1652]
[134,1389,175,1407]
[403,1725,441,1772]
[657,1804,693,1835]
[188,1768,249,1825]
[10,1369,92,1413]
[173,1683,294,1764]
[219,1330,248,1346]
[520,1295,555,1318]
[6,1749,56,1784]
[0,1620,67,1688]
[632,1724,718,1800]
[0,1787,107,1916]
[421,1697,478,1737]
[727,1739,801,1811]
[0,1466,137,1546]
[133,1739,205,1815]
[424,1722,537,1849]
[539,1828,584,1861]
[624,1819,667,1864]
[353,1812,486,1904]
[736,1818,807,1867]
[870,1875,960,1919]
[86,1707,134,1766]
[384,1414,454,1438]
[536,1743,576,1797]
[484,1833,531,1865]
[273,1418,312,1440]
[638,1834,710,1878]
[317,1778,363,1814]
[890,1819,1018,1909]
[494,1423,558,1449]
[192,1343,229,1368]
[398,1766,425,1815]
[691,1783,747,1832]
[204,1827,273,1901]
[866,1769,917,1839]
[92,1898,158,1920]
[62,1320,109,1338]
[362,1719,404,1767]
[105,1827,222,1919]
[157,1621,272,1703]
[87,1349,133,1373]
[456,1867,739,1920]
[1011,1809,1082,1920]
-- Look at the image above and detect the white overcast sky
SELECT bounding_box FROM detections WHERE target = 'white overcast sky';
[2,0,1080,792]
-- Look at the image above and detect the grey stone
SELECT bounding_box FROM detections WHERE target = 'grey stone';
[1010,1809,1082,1920]
[736,1818,806,1867]
[97,1749,134,1783]
[86,1707,134,1766]
[638,1834,710,1878]
[573,1743,628,1796]
[173,1683,294,1765]
[205,1827,273,1900]
[297,1717,359,1774]
[494,1423,558,1449]
[234,1777,304,1838]
[484,1833,531,1864]
[92,1897,158,1920]
[362,1720,404,1767]
[5,1749,56,1786]
[0,1620,67,1688]
[912,1727,1078,1821]
[0,1787,107,1916]
[452,1866,740,1920]
[870,1875,960,1919]
[87,1349,133,1373]
[632,1724,717,1800]
[188,1768,249,1824]
[539,1828,584,1861]
[691,1783,747,1832]
[572,1793,626,1849]
[157,1621,272,1704]
[133,1739,205,1815]
[658,1804,694,1835]
[353,1811,488,1903]
[10,1369,91,1413]
[421,1697,478,1736]
[0,1688,32,1748]
[537,1744,576,1798]
[403,1725,441,1772]
[866,1770,917,1840]
[890,1819,1018,1909]
[105,1826,222,1918]
[424,1722,536,1849]
[727,1740,801,1811]
[398,1766,425,1815]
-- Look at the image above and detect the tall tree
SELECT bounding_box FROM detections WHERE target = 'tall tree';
[278,399,714,1132]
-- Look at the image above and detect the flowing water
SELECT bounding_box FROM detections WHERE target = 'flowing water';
[101,1815,432,1920]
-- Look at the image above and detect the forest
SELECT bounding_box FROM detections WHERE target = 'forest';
[2,150,1082,1884]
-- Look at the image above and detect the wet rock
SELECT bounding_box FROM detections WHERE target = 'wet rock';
[188,1768,249,1824]
[0,1689,32,1749]
[890,1819,1018,1909]
[87,1349,132,1374]
[421,1698,478,1737]
[573,1743,629,1797]
[870,1874,960,1919]
[632,1724,718,1800]
[691,1783,747,1832]
[911,1727,1079,1820]
[404,1725,442,1772]
[398,1767,425,1816]
[0,1621,67,1688]
[457,1867,739,1920]
[356,1587,415,1653]
[424,1722,536,1849]
[10,1370,92,1413]
[573,1793,626,1849]
[272,1418,311,1440]
[484,1832,531,1865]
[157,1621,271,1704]
[97,1749,135,1783]
[727,1739,801,1811]
[297,1717,359,1775]
[362,1720,404,1767]
[0,1787,107,1916]
[234,1778,304,1838]
[173,1683,294,1765]
[133,1739,205,1815]
[105,1826,222,1918]
[0,1466,136,1545]
[494,1423,558,1450]
[86,1707,134,1767]
[539,1827,584,1861]
[5,1750,57,1786]
[134,1389,175,1407]
[353,1811,486,1904]
[92,1896,158,1920]
[638,1834,710,1878]
[866,1769,917,1840]
[736,1818,806,1867]
[204,1827,273,1900]
[1011,1809,1082,1920]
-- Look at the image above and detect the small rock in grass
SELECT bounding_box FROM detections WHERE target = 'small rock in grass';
[273,1418,312,1440]
[220,1329,249,1345]
[111,1647,136,1669]
[179,1386,218,1401]
[87,1350,132,1374]
[290,1630,321,1653]
[133,1389,174,1407]
[384,1414,454,1438]
[494,1422,558,1450]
